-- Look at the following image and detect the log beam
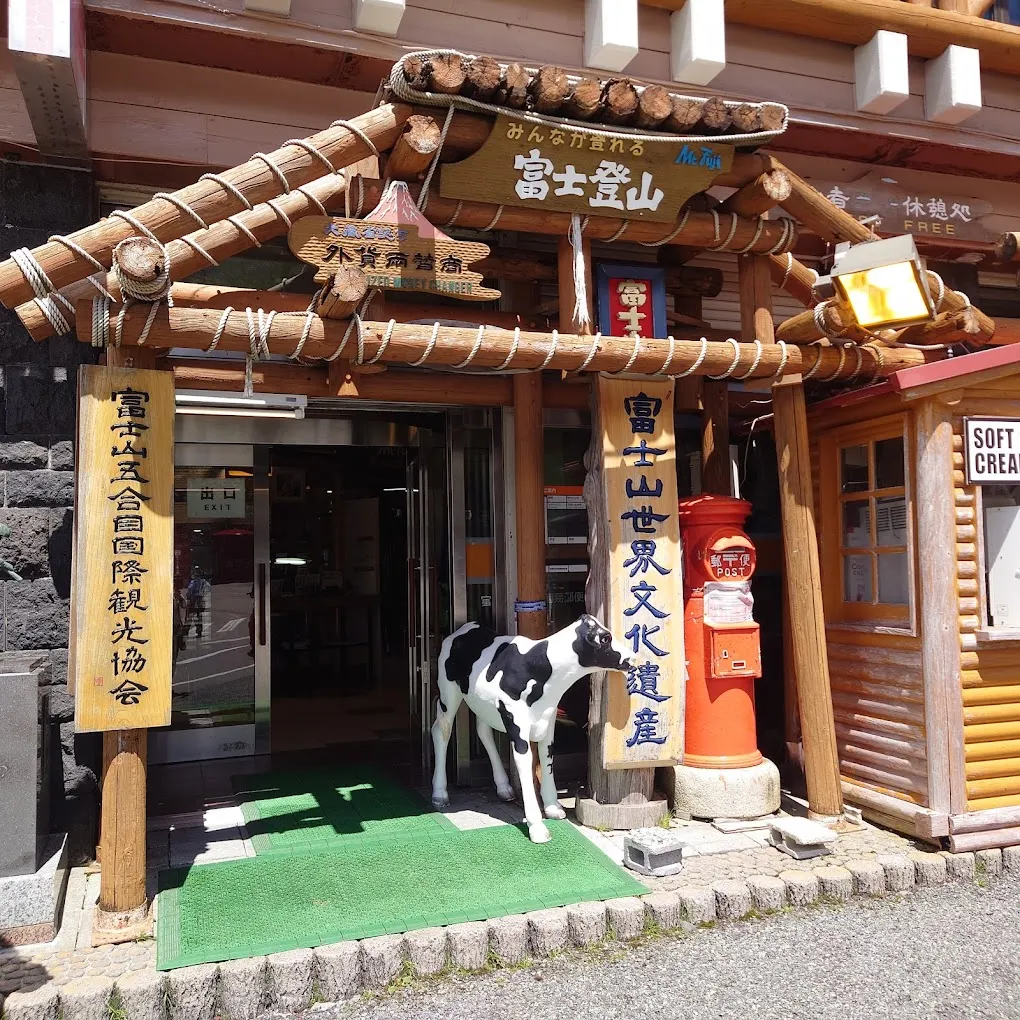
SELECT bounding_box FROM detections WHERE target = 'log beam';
[352,177,796,253]
[995,232,1020,263]
[75,303,940,379]
[315,266,369,319]
[384,115,442,182]
[17,172,350,341]
[766,252,818,308]
[0,103,412,309]
[720,169,792,219]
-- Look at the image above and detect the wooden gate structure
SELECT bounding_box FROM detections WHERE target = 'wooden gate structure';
[0,51,1007,939]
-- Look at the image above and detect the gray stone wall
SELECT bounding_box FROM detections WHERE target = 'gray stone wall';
[0,159,101,864]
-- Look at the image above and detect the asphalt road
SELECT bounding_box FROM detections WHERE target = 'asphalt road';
[295,876,1020,1020]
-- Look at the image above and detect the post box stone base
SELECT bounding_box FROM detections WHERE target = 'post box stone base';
[666,759,781,821]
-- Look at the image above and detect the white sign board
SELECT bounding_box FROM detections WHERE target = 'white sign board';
[964,418,1020,485]
[187,484,245,519]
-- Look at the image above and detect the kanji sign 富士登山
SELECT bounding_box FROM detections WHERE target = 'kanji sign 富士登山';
[599,376,684,768]
[72,366,174,732]
[441,114,734,224]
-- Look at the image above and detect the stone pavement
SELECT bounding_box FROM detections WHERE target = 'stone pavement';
[0,788,1008,1018]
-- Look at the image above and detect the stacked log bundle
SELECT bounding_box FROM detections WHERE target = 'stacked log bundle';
[401,56,783,138]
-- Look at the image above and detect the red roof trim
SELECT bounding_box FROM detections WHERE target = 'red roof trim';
[888,344,1020,392]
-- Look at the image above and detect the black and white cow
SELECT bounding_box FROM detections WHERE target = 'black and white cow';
[431,615,632,843]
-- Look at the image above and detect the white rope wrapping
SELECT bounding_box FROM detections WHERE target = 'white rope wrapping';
[638,207,690,248]
[453,324,486,368]
[227,216,262,248]
[481,205,505,232]
[32,293,74,336]
[410,322,441,366]
[179,235,220,267]
[295,183,331,216]
[282,137,338,175]
[930,272,945,310]
[442,200,464,228]
[575,332,602,373]
[708,337,742,379]
[495,326,521,371]
[251,152,291,193]
[329,119,382,159]
[709,211,740,252]
[771,340,790,379]
[364,318,397,365]
[266,199,293,230]
[673,337,709,379]
[539,329,559,370]
[735,339,763,380]
[91,296,109,348]
[846,344,864,383]
[11,248,72,335]
[417,105,456,212]
[820,345,847,383]
[199,173,253,210]
[736,217,765,255]
[153,192,208,231]
[802,344,824,381]
[612,333,643,375]
[48,235,108,278]
[605,221,629,243]
[289,308,318,361]
[952,288,971,309]
[659,335,677,375]
[245,306,276,361]
[779,252,794,289]
[766,217,796,255]
[110,210,159,243]
[206,306,234,353]
[389,49,789,148]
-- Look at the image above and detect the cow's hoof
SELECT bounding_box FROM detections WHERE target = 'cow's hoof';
[528,822,552,844]
[432,792,450,809]
[544,802,567,820]
[496,785,515,802]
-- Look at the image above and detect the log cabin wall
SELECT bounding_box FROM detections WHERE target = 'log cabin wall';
[809,396,930,817]
[951,378,1020,814]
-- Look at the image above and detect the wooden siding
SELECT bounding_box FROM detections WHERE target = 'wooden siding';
[810,421,928,807]
[953,379,1020,813]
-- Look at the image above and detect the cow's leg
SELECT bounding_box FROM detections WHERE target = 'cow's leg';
[536,739,566,819]
[499,702,549,842]
[475,720,514,802]
[431,684,461,809]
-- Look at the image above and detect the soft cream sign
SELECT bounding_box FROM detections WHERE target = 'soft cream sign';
[965,418,1020,484]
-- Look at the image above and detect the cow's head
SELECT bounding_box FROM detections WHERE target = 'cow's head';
[571,615,633,673]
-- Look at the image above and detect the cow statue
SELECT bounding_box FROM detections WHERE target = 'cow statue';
[431,615,633,844]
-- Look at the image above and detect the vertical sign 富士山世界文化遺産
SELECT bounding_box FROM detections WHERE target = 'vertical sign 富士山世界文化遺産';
[72,366,174,732]
[599,377,683,768]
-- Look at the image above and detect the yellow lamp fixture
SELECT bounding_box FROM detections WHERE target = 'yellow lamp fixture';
[816,235,936,330]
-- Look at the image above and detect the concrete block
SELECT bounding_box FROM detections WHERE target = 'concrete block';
[642,891,681,930]
[847,859,886,897]
[567,901,607,946]
[941,850,976,881]
[0,984,59,1020]
[314,942,361,1001]
[168,963,218,1020]
[814,866,853,901]
[218,956,266,1020]
[769,817,837,860]
[669,0,726,87]
[584,0,638,73]
[911,852,947,888]
[746,875,786,913]
[115,966,167,1020]
[527,907,568,957]
[605,897,646,940]
[1001,845,1020,875]
[268,948,314,1012]
[360,934,404,989]
[59,976,113,1020]
[623,828,685,877]
[976,847,1003,877]
[711,880,752,920]
[854,30,910,115]
[448,921,488,971]
[876,854,916,892]
[779,869,819,906]
[487,915,528,966]
[404,927,448,977]
[676,885,716,923]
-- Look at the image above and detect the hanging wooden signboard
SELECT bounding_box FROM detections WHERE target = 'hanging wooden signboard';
[599,376,684,769]
[441,113,734,224]
[289,180,500,302]
[71,365,174,732]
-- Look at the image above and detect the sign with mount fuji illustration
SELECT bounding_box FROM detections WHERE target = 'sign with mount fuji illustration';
[288,180,500,302]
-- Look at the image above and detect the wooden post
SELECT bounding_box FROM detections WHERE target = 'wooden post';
[513,372,546,642]
[772,378,844,818]
[700,382,731,496]
[93,342,158,942]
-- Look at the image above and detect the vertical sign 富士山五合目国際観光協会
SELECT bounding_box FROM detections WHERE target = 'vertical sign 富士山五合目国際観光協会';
[72,366,174,732]
[599,377,683,768]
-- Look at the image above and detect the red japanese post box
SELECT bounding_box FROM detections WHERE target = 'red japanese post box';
[678,495,763,769]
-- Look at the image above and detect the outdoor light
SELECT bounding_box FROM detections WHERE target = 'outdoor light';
[174,391,307,419]
[273,557,307,566]
[817,235,935,330]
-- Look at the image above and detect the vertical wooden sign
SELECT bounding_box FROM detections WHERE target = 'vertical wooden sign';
[72,366,174,732]
[599,376,684,768]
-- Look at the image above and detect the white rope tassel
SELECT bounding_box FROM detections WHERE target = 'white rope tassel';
[568,214,591,332]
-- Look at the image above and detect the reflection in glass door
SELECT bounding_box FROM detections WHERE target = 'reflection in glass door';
[149,445,262,764]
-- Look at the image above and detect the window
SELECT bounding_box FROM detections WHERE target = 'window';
[980,485,1020,632]
[821,418,913,627]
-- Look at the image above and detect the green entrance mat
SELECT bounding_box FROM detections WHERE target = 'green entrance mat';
[156,819,645,970]
[232,766,456,855]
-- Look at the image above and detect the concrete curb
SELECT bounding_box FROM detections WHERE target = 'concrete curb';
[5,850,1019,1019]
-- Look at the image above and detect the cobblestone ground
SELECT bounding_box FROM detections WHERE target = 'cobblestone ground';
[0,817,922,996]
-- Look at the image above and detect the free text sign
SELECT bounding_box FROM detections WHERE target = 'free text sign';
[965,418,1020,484]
